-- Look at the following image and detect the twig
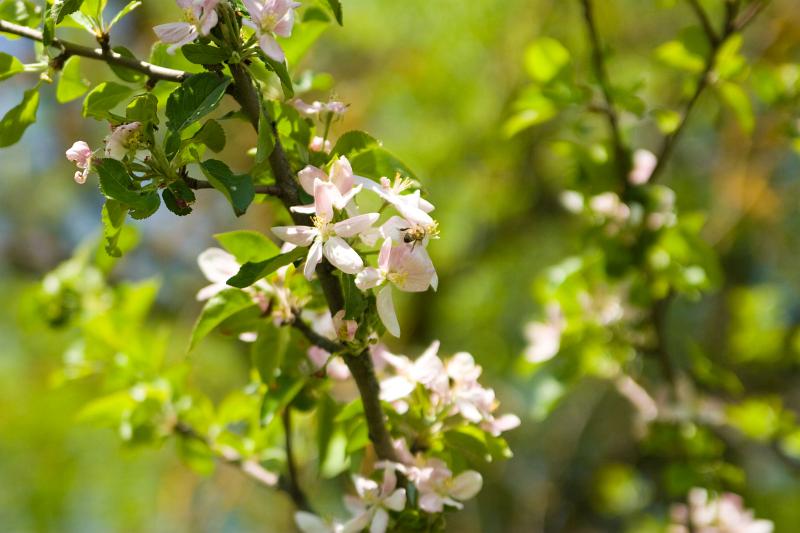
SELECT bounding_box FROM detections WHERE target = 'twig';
[734,0,770,31]
[686,0,720,45]
[280,409,312,512]
[174,422,281,488]
[292,316,344,354]
[579,0,628,178]
[0,19,188,83]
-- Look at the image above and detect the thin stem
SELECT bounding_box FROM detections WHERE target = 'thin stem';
[292,315,344,354]
[0,19,188,83]
[579,0,627,178]
[686,0,720,45]
[280,409,312,512]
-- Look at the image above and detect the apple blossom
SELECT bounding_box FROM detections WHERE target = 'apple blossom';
[65,141,92,184]
[629,149,658,185]
[104,122,142,160]
[342,466,406,533]
[291,98,348,119]
[395,456,482,514]
[294,512,344,533]
[272,179,378,279]
[356,173,435,226]
[153,0,220,54]
[355,238,437,336]
[669,488,773,533]
[310,136,332,153]
[242,0,301,63]
[294,157,359,214]
[523,304,565,363]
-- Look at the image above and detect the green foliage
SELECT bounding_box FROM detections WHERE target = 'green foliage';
[166,74,232,132]
[82,82,133,120]
[227,247,307,288]
[0,85,38,147]
[190,289,256,350]
[56,56,90,103]
[0,52,24,82]
[214,230,280,263]
[197,158,254,216]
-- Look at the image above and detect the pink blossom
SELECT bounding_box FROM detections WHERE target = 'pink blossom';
[356,174,435,226]
[355,238,437,337]
[153,0,220,54]
[310,136,332,153]
[523,304,565,363]
[294,512,344,533]
[242,0,300,63]
[65,141,92,184]
[401,457,483,513]
[332,309,358,341]
[629,149,657,186]
[272,179,378,280]
[292,98,348,119]
[669,488,773,533]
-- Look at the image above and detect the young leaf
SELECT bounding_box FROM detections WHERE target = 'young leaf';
[350,147,418,181]
[101,199,127,257]
[331,130,380,159]
[192,119,226,152]
[82,81,133,120]
[0,52,24,82]
[341,273,366,321]
[181,43,231,65]
[108,46,144,82]
[166,73,231,132]
[126,93,158,124]
[320,0,342,25]
[162,182,195,216]
[52,0,85,24]
[213,230,280,263]
[107,0,141,29]
[227,247,307,288]
[259,52,294,98]
[56,56,90,103]
[0,86,39,147]
[261,374,307,427]
[95,158,158,212]
[719,81,754,134]
[198,158,255,217]
[190,289,256,349]
[251,325,290,385]
[524,37,571,83]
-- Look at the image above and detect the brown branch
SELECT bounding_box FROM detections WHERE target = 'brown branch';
[579,0,628,179]
[0,19,188,83]
[734,0,770,32]
[226,56,399,465]
[292,315,344,354]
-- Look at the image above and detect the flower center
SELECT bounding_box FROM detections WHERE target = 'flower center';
[312,216,333,239]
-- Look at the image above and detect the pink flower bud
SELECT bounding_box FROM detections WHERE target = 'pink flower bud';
[66,141,92,184]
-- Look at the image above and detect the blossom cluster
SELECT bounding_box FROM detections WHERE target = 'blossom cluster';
[669,488,773,533]
[272,156,439,337]
[154,0,301,63]
[66,122,145,184]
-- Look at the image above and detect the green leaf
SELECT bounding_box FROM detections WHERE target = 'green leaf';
[342,273,366,321]
[653,108,681,134]
[655,40,705,73]
[190,289,256,350]
[107,0,140,29]
[108,46,145,82]
[166,73,231,132]
[79,0,106,21]
[181,43,230,65]
[227,247,307,288]
[126,93,158,124]
[718,81,754,134]
[213,230,280,263]
[320,0,342,25]
[0,52,24,82]
[331,130,380,159]
[261,374,308,427]
[251,325,290,385]
[198,158,254,217]
[0,86,39,148]
[82,81,133,120]
[52,0,84,24]
[524,37,570,83]
[192,119,226,152]
[56,56,90,102]
[95,158,159,213]
[101,199,127,257]
[259,52,294,98]
[162,181,195,216]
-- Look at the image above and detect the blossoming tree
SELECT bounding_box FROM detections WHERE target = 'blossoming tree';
[0,1,517,531]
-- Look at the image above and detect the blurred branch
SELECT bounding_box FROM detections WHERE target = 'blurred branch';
[174,422,283,489]
[579,0,628,178]
[649,1,768,182]
[651,293,678,390]
[280,409,312,512]
[0,19,188,83]
[686,0,720,44]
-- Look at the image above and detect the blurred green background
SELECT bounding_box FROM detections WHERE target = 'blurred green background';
[2,0,800,531]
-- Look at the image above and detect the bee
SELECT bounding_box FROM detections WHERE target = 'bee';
[399,222,439,252]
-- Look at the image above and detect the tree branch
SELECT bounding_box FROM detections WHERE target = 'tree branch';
[0,19,188,83]
[280,409,312,512]
[686,0,720,45]
[292,315,344,354]
[579,0,628,178]
[226,59,399,465]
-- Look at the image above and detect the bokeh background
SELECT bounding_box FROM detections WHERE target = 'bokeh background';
[2,0,800,531]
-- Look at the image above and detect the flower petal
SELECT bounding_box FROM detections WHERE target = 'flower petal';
[370,507,389,533]
[272,225,317,246]
[333,213,379,238]
[377,285,400,337]
[259,33,285,63]
[304,239,324,280]
[323,236,363,274]
[383,488,406,512]
[298,165,327,195]
[355,267,385,291]
[449,470,483,501]
[330,156,355,195]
